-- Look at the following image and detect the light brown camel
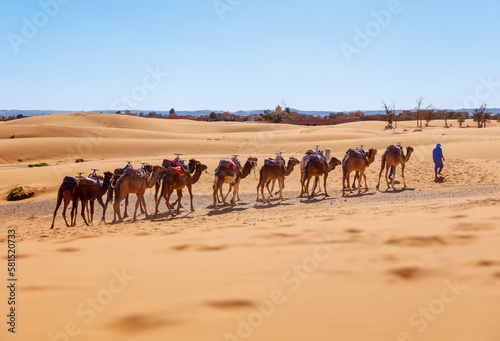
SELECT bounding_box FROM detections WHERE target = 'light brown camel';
[50,176,79,229]
[257,157,300,203]
[102,164,149,223]
[376,146,414,190]
[112,165,165,222]
[303,157,341,199]
[342,148,377,195]
[213,157,258,209]
[72,172,113,226]
[154,159,207,217]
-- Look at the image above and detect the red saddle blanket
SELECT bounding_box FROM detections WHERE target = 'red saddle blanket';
[219,160,238,171]
[165,166,185,177]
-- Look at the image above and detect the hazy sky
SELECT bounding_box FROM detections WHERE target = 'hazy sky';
[1,0,499,112]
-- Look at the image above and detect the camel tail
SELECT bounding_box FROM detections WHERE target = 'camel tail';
[55,185,65,209]
[257,168,264,188]
[303,165,310,184]
[379,154,387,174]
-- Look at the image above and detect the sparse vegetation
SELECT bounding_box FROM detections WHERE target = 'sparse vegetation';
[7,186,34,201]
[75,158,84,163]
[28,162,49,167]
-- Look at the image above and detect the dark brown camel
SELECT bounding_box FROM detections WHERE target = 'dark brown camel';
[257,157,300,203]
[376,146,414,190]
[213,157,258,209]
[342,148,377,195]
[303,157,341,199]
[155,159,207,216]
[50,176,79,229]
[71,172,113,226]
[112,165,165,223]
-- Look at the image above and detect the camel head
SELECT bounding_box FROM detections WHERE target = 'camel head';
[328,157,341,171]
[152,165,166,174]
[103,171,113,179]
[142,164,153,174]
[247,157,258,168]
[288,157,300,167]
[367,148,377,164]
[405,146,414,162]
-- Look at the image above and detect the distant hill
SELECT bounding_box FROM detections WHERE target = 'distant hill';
[2,108,500,118]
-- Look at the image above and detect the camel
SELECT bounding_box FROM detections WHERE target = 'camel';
[72,172,113,226]
[102,163,149,222]
[342,148,377,195]
[50,176,79,229]
[213,157,258,209]
[112,165,165,222]
[155,159,207,216]
[303,157,341,199]
[257,157,300,203]
[376,145,414,190]
[299,148,331,197]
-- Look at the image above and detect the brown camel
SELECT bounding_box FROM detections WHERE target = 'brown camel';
[257,157,300,203]
[299,148,331,197]
[102,164,149,223]
[155,159,207,216]
[72,172,113,226]
[376,145,414,190]
[112,165,165,222]
[342,148,377,195]
[50,176,79,229]
[303,157,341,199]
[213,157,258,209]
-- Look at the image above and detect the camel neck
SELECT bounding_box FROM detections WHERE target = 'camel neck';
[192,168,202,184]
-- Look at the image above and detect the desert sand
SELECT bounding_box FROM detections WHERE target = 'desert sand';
[1,113,500,341]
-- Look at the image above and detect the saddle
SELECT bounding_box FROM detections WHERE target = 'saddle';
[219,160,238,172]
[345,149,366,159]
[77,177,100,187]
[387,145,403,155]
[264,158,285,167]
[123,168,147,178]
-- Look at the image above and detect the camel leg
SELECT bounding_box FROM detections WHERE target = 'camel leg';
[299,171,305,197]
[123,194,129,218]
[363,171,368,191]
[187,184,194,212]
[391,165,397,189]
[220,184,228,207]
[310,177,319,199]
[223,185,232,202]
[212,181,219,209]
[401,164,407,188]
[346,171,353,194]
[176,189,183,214]
[89,200,95,226]
[279,177,284,201]
[231,181,238,206]
[376,161,385,189]
[61,199,70,227]
[132,191,145,221]
[80,200,89,226]
[324,174,330,197]
[101,187,113,223]
[165,187,175,216]
[155,178,167,216]
[384,165,391,189]
[71,199,78,226]
[357,171,362,194]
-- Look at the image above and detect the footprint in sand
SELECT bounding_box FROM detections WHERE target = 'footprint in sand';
[204,299,254,310]
[389,266,429,280]
[108,313,179,334]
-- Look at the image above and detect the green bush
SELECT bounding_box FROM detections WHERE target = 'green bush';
[28,162,49,168]
[75,158,84,163]
[7,187,34,201]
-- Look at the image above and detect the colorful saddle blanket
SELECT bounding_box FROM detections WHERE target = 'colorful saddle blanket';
[219,160,238,171]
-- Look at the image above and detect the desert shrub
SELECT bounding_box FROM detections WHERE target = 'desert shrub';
[7,187,34,201]
[28,162,48,167]
[75,158,84,163]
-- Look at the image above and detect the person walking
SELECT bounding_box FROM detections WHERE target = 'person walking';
[433,143,445,179]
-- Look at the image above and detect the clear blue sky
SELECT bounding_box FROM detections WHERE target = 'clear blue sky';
[1,0,499,112]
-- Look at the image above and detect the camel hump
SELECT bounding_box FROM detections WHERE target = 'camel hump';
[114,168,124,176]
[77,177,99,187]
[264,158,285,167]
[345,149,366,159]
[387,145,403,155]
[124,168,142,178]
[219,159,239,171]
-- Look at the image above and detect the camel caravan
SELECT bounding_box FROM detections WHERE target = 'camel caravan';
[50,144,414,228]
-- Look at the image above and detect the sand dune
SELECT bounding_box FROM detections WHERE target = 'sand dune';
[1,113,499,341]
